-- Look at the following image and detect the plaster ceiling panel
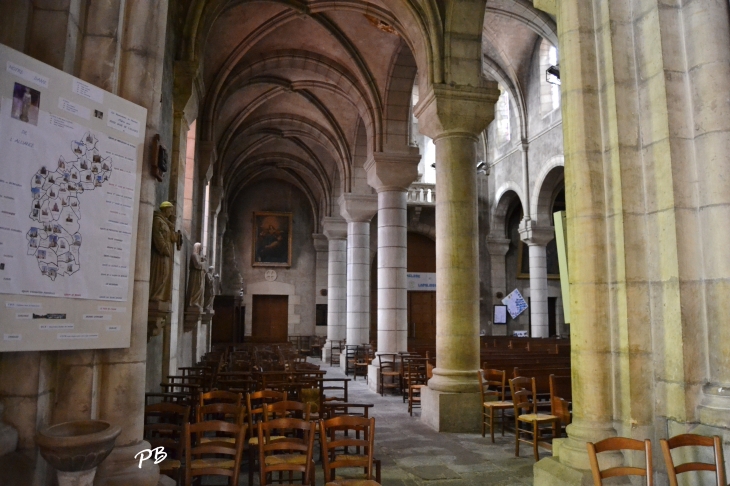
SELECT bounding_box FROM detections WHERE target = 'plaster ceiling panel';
[483,15,538,86]
[243,90,335,134]
[203,3,290,88]
[216,84,273,136]
[242,16,362,79]
[323,11,404,99]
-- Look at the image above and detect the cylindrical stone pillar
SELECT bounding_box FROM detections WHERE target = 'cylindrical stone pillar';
[339,194,377,346]
[429,133,481,393]
[322,218,348,359]
[486,237,510,336]
[527,243,548,337]
[376,190,408,354]
[346,221,371,345]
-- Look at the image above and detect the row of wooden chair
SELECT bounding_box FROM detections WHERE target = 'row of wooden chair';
[588,434,727,486]
[145,388,382,485]
[479,369,572,461]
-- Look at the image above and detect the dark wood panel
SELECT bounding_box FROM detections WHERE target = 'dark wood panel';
[251,294,288,343]
[408,291,436,346]
[407,233,436,272]
[212,295,242,344]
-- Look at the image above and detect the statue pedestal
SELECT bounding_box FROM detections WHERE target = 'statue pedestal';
[147,301,171,340]
[184,307,205,362]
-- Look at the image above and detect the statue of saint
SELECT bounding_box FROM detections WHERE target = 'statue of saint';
[204,266,216,312]
[187,242,206,309]
[149,202,177,302]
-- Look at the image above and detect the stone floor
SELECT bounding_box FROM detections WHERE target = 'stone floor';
[206,358,547,485]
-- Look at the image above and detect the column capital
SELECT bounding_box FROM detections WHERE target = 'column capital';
[364,150,421,193]
[485,237,511,256]
[339,193,378,223]
[312,233,328,252]
[197,140,217,182]
[322,217,348,240]
[413,83,500,140]
[518,220,554,246]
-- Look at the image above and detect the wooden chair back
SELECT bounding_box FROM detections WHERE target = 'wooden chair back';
[660,434,726,486]
[265,400,311,422]
[200,390,242,407]
[509,376,536,415]
[319,415,376,482]
[258,417,316,485]
[479,369,507,402]
[143,402,190,462]
[549,374,572,427]
[184,420,246,486]
[196,402,246,427]
[246,390,287,438]
[586,437,653,485]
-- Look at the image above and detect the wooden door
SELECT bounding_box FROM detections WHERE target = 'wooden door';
[548,297,557,337]
[408,291,436,346]
[212,295,242,344]
[251,295,288,343]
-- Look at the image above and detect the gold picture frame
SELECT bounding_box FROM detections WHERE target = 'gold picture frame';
[252,211,293,267]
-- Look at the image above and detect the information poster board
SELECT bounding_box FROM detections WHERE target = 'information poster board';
[0,44,145,352]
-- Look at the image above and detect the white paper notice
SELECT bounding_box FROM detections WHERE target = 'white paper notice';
[502,289,529,319]
[83,314,111,320]
[40,323,73,330]
[15,313,32,319]
[72,79,104,104]
[58,333,98,339]
[107,325,120,331]
[98,305,126,313]
[6,302,41,309]
[7,61,49,89]
[107,110,141,138]
[3,334,21,341]
[59,98,90,120]
[0,102,137,302]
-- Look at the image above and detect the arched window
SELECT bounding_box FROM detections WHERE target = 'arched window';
[539,40,560,116]
[496,85,511,145]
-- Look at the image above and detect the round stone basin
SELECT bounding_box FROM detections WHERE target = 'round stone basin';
[36,420,121,472]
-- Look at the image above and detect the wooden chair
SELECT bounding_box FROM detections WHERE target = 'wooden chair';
[184,420,246,486]
[330,340,343,367]
[478,369,512,442]
[258,417,316,485]
[247,390,288,486]
[353,345,373,382]
[143,402,189,483]
[509,376,559,460]
[549,374,571,436]
[320,416,381,485]
[586,437,653,485]
[660,434,726,486]
[405,359,428,416]
[378,354,400,397]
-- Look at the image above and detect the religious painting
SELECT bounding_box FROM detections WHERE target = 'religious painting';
[252,211,292,267]
[517,238,560,279]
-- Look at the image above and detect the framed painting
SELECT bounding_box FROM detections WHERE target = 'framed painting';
[252,211,292,267]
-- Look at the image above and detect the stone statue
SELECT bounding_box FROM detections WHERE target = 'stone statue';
[187,242,206,309]
[149,201,177,302]
[204,266,216,312]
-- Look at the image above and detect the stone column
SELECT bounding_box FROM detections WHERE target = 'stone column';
[365,152,421,355]
[322,217,348,362]
[312,233,329,336]
[339,194,378,346]
[486,237,510,336]
[518,222,554,338]
[94,1,169,484]
[413,84,499,432]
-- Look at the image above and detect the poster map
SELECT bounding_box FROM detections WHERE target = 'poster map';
[0,44,145,352]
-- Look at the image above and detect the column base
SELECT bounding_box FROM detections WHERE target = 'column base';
[367,364,380,393]
[322,343,331,363]
[339,351,347,374]
[420,386,481,433]
[94,440,159,486]
[698,384,730,428]
[533,456,594,486]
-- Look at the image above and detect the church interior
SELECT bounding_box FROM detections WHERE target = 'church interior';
[0,0,729,485]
